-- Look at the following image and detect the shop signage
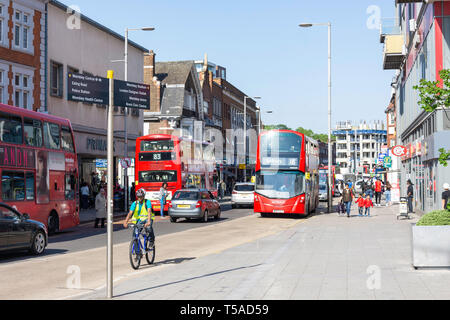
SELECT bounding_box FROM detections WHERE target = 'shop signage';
[0,146,35,168]
[392,145,407,157]
[96,159,107,168]
[114,80,150,110]
[67,72,109,105]
[383,156,392,168]
[87,138,107,152]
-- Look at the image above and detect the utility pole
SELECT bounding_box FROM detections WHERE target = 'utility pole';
[106,70,114,299]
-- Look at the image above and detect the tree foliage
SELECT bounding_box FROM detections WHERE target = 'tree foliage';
[413,69,450,166]
[263,125,335,144]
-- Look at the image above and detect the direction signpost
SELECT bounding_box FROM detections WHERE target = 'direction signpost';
[67,71,150,299]
[67,73,109,105]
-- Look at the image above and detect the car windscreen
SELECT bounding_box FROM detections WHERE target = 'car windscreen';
[173,191,199,200]
[234,184,254,192]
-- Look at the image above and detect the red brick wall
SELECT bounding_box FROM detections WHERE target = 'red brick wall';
[1,1,42,111]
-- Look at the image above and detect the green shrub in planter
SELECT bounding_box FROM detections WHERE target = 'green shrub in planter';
[416,210,450,226]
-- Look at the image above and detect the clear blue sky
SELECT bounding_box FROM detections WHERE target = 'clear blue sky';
[60,0,396,134]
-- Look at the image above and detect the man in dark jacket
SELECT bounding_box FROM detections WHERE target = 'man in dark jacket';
[407,179,414,213]
[342,183,354,218]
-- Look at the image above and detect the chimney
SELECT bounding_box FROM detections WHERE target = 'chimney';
[143,50,160,113]
[144,50,155,80]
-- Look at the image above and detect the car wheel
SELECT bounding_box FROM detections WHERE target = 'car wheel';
[203,210,208,223]
[29,231,46,255]
[231,204,236,209]
[170,217,177,223]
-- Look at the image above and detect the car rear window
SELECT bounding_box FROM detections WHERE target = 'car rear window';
[173,191,199,200]
[234,184,254,192]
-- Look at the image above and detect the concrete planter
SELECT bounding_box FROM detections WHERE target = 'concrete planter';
[412,225,450,268]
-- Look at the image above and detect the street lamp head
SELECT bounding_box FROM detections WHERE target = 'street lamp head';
[141,27,155,31]
[299,23,313,28]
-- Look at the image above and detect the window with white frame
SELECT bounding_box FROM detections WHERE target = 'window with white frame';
[0,0,8,48]
[12,3,34,53]
[0,63,6,104]
[12,67,33,110]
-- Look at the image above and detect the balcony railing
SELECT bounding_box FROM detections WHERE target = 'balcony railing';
[380,18,405,70]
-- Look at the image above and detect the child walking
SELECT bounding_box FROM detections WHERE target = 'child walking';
[355,194,365,216]
[364,194,374,216]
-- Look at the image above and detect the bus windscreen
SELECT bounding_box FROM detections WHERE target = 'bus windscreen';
[256,171,305,199]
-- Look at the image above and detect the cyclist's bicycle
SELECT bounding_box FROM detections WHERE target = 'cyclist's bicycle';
[128,222,155,270]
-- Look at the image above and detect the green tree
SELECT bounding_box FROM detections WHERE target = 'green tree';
[264,124,292,131]
[413,69,450,167]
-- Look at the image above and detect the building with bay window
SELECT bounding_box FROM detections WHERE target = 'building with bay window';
[0,0,46,111]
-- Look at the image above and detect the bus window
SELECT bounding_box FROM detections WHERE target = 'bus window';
[61,126,74,152]
[0,113,23,145]
[65,174,76,200]
[1,171,25,201]
[25,172,35,201]
[24,118,43,147]
[44,122,60,150]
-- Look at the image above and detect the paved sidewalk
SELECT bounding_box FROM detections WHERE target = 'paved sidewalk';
[79,204,450,300]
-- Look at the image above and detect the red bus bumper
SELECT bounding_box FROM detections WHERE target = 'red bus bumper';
[254,193,307,215]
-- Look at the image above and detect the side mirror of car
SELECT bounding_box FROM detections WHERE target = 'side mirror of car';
[22,213,30,220]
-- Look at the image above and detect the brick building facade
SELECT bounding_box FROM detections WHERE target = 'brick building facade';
[0,0,46,111]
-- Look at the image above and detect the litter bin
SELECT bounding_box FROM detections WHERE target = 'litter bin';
[397,197,410,220]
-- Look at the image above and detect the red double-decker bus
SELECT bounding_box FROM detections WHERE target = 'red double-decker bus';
[0,103,79,234]
[254,130,319,217]
[135,134,217,213]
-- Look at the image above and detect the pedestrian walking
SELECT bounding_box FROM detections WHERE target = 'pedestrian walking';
[355,194,365,216]
[374,178,383,207]
[384,181,392,206]
[94,188,107,228]
[342,183,354,218]
[221,180,226,198]
[442,183,450,210]
[407,179,414,213]
[80,182,90,210]
[364,194,374,216]
[217,181,223,200]
[130,182,136,203]
[159,182,168,218]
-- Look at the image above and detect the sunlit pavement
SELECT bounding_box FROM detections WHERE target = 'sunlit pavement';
[79,202,450,300]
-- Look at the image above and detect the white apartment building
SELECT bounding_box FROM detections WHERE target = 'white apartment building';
[333,120,387,175]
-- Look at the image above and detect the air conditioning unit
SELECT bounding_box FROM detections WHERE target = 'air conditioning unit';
[409,19,417,32]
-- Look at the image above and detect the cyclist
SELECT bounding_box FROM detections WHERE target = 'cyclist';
[123,188,155,247]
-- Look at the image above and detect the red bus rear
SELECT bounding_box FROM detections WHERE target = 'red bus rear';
[135,134,217,213]
[254,130,319,216]
[0,103,79,234]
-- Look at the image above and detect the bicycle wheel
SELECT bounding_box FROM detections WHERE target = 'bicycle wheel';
[145,240,155,265]
[129,239,141,270]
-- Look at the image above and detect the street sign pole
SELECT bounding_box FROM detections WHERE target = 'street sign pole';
[106,70,114,299]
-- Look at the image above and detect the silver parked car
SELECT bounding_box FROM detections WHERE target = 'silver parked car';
[231,183,255,208]
[168,189,221,223]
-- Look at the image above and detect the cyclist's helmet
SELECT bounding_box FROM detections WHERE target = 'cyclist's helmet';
[136,188,146,198]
